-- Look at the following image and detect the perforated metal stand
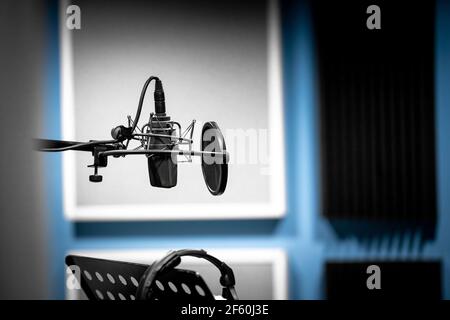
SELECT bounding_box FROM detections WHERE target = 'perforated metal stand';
[66,255,215,301]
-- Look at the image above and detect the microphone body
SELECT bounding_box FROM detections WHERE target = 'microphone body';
[147,115,178,188]
[147,79,177,188]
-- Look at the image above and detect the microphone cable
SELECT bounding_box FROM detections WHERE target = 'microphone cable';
[131,75,165,134]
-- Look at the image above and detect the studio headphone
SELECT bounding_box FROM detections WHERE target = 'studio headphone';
[136,249,238,300]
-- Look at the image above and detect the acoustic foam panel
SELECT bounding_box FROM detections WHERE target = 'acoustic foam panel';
[313,1,437,221]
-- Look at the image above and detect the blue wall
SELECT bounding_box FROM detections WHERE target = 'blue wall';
[435,0,450,298]
[44,0,450,299]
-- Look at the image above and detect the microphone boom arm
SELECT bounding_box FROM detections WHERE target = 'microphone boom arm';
[98,148,229,161]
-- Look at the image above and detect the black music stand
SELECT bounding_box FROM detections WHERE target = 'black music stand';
[66,255,215,301]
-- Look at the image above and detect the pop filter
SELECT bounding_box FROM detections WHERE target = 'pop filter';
[201,122,228,195]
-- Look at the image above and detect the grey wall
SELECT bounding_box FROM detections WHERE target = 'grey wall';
[0,1,49,299]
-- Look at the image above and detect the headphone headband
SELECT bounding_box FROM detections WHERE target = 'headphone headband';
[136,249,238,300]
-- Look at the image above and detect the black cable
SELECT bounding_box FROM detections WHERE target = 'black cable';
[132,76,159,133]
[38,139,117,152]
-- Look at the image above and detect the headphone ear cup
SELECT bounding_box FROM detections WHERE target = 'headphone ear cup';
[222,287,238,300]
[222,288,231,300]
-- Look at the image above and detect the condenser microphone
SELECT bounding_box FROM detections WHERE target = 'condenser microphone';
[147,79,178,188]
